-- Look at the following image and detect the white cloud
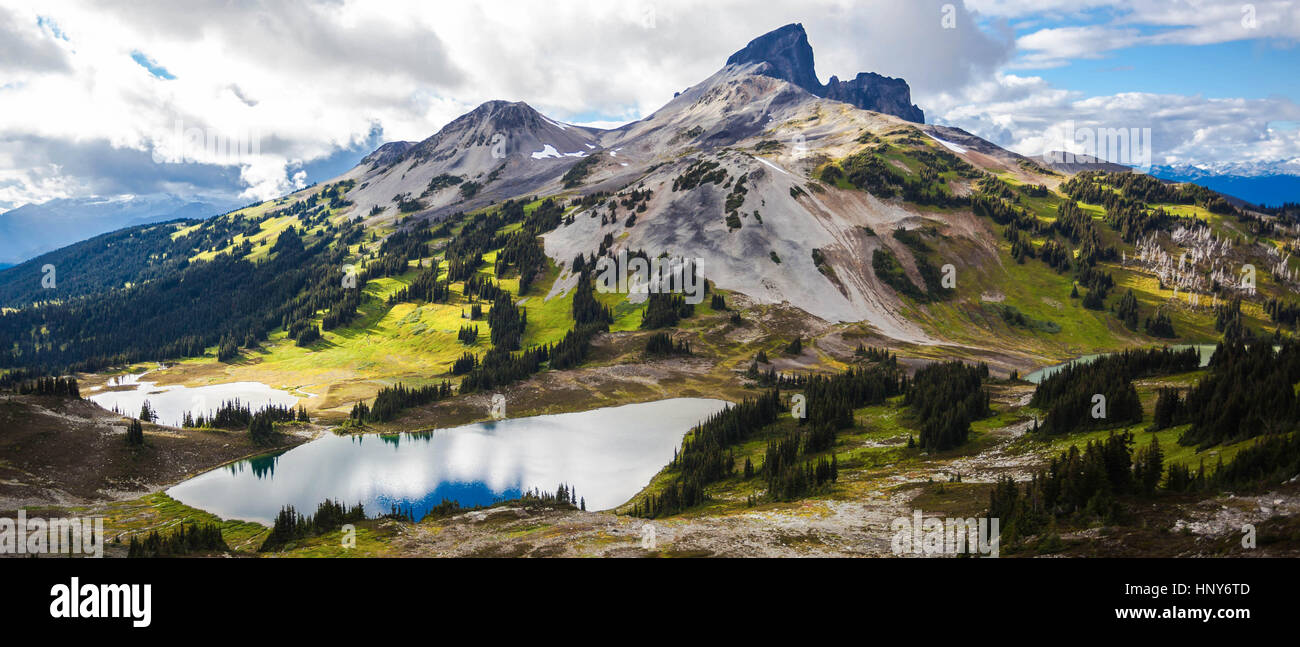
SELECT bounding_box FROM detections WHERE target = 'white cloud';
[0,9,70,76]
[0,163,80,208]
[0,0,1294,210]
[1012,25,1143,67]
[931,72,1300,168]
[977,0,1300,68]
[0,0,1011,208]
[963,0,1120,18]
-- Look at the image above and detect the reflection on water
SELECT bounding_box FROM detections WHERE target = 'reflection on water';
[226,452,285,480]
[167,398,730,524]
[87,375,300,428]
[1023,344,1218,384]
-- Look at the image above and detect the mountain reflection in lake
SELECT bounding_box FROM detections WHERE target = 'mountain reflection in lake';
[167,398,730,524]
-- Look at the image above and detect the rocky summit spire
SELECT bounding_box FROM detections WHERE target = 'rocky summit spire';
[724,23,924,123]
[725,23,822,97]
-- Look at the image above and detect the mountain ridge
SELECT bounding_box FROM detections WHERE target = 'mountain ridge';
[0,193,239,265]
[1150,163,1300,207]
[725,23,924,123]
[3,22,1293,376]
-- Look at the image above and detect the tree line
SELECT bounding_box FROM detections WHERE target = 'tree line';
[630,390,783,518]
[182,399,303,430]
[8,376,80,398]
[991,412,1300,551]
[0,220,356,374]
[645,331,692,356]
[128,522,228,557]
[1029,347,1199,436]
[349,381,454,424]
[632,356,913,517]
[259,499,368,552]
[1177,338,1300,448]
[987,432,1159,548]
[904,361,991,450]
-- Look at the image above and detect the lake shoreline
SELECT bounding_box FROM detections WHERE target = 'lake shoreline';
[166,398,732,524]
[0,393,317,511]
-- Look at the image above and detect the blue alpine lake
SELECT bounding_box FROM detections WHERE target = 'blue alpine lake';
[166,398,730,524]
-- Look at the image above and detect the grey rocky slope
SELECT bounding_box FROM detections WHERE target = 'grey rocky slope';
[330,25,1057,342]
[340,100,605,224]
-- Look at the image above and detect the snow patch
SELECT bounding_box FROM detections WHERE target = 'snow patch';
[531,144,563,160]
[531,145,588,160]
[927,134,967,154]
[756,158,789,175]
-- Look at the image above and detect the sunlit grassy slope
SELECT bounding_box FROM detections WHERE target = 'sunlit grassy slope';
[165,194,660,415]
[155,134,1293,415]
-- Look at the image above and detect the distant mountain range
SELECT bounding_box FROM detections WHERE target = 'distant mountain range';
[1148,164,1300,208]
[0,193,239,265]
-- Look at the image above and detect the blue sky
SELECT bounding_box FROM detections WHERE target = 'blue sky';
[130,51,177,80]
[1029,41,1298,100]
[0,0,1297,211]
[979,4,1298,101]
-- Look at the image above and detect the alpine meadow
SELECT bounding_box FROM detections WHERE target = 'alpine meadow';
[2,3,1299,622]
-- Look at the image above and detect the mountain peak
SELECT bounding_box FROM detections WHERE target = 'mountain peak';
[361,141,416,168]
[724,23,924,123]
[458,100,547,130]
[725,23,821,97]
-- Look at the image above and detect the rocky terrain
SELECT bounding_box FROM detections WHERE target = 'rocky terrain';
[0,393,311,511]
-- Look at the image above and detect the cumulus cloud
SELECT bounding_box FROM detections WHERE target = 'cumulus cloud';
[0,135,242,207]
[930,72,1300,168]
[932,1,1300,169]
[972,0,1300,68]
[0,6,71,76]
[0,0,1294,210]
[0,0,1016,209]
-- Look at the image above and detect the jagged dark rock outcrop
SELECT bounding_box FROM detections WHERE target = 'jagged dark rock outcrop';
[725,23,924,123]
[726,23,823,96]
[822,73,924,124]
